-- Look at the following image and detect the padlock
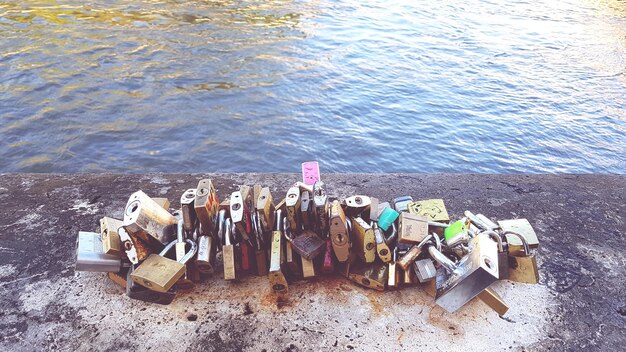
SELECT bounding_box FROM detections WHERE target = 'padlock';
[253,184,263,208]
[256,187,275,234]
[387,248,400,288]
[196,234,215,274]
[230,191,251,243]
[284,235,301,276]
[195,179,219,236]
[239,235,253,274]
[287,229,326,260]
[130,237,197,293]
[407,199,450,223]
[443,219,470,247]
[313,181,329,235]
[477,288,509,316]
[301,256,316,278]
[398,212,429,245]
[222,218,238,280]
[498,218,539,256]
[321,238,335,274]
[464,211,498,231]
[285,186,301,233]
[350,217,376,263]
[434,234,499,312]
[366,197,380,222]
[377,207,399,232]
[401,266,419,286]
[398,245,422,272]
[100,217,124,256]
[348,261,388,291]
[118,226,151,264]
[392,195,413,213]
[123,190,178,246]
[252,211,268,276]
[174,220,195,290]
[372,222,392,263]
[215,209,227,245]
[153,197,170,210]
[107,269,129,289]
[329,200,351,262]
[413,258,437,283]
[344,195,371,217]
[483,230,509,280]
[126,264,176,305]
[180,188,197,232]
[302,161,321,185]
[300,191,314,230]
[75,231,124,272]
[269,210,288,299]
[505,231,539,284]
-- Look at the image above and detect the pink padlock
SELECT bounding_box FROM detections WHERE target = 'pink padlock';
[301,161,321,185]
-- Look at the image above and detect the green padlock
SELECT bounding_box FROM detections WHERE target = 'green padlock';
[444,220,467,242]
[378,207,399,231]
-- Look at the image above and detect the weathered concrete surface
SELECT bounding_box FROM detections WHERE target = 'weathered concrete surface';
[0,173,624,351]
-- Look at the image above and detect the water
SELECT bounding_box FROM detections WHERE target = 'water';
[1,0,625,173]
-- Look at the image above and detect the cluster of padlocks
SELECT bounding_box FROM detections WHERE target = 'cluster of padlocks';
[75,162,539,314]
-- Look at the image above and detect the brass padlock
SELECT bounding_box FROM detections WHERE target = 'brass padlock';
[285,186,301,233]
[398,212,429,245]
[301,256,316,278]
[477,288,509,316]
[100,217,124,256]
[256,187,275,234]
[498,218,539,256]
[153,197,170,210]
[126,264,176,305]
[407,199,450,223]
[195,179,219,236]
[349,261,388,291]
[180,188,197,232]
[398,245,422,272]
[123,190,178,246]
[505,231,539,284]
[222,218,238,281]
[350,217,376,263]
[387,248,399,288]
[283,220,302,276]
[372,222,391,263]
[329,200,351,262]
[401,266,418,286]
[269,210,288,300]
[130,237,197,293]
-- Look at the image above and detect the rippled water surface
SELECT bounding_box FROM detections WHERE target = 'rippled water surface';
[1,0,625,173]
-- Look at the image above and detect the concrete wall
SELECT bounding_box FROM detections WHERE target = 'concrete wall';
[0,173,624,351]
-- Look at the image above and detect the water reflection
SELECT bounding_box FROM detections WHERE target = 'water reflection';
[0,0,625,173]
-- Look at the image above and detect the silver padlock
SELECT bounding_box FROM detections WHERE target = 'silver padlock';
[433,234,499,312]
[413,258,437,283]
[75,231,123,272]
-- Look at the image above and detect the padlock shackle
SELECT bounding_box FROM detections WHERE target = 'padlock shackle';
[216,209,226,243]
[503,231,530,254]
[274,209,283,231]
[224,218,232,246]
[180,239,197,263]
[428,245,457,273]
[177,219,184,243]
[482,230,504,252]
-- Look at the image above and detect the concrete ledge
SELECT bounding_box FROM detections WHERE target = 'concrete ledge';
[0,173,624,351]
